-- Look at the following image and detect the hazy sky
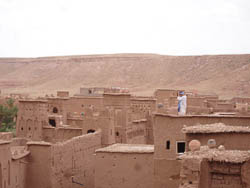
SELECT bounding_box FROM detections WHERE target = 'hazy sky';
[1,0,250,57]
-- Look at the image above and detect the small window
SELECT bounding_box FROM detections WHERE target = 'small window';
[166,140,170,150]
[177,141,186,154]
[116,132,119,136]
[87,129,95,134]
[52,107,58,113]
[49,119,56,127]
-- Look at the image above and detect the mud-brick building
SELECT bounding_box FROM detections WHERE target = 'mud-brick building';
[182,123,250,151]
[178,147,250,188]
[153,114,250,188]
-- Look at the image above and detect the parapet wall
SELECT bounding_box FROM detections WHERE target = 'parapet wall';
[51,130,102,188]
[42,127,83,143]
[26,131,102,188]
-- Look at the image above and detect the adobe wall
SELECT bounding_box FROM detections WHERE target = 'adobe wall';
[51,131,102,188]
[179,157,203,188]
[1,141,28,188]
[126,120,147,144]
[42,127,83,143]
[16,100,48,140]
[130,98,156,117]
[154,159,181,188]
[180,156,250,188]
[187,97,206,107]
[10,137,29,147]
[241,160,250,187]
[95,148,154,188]
[57,91,69,98]
[11,157,28,188]
[0,132,13,141]
[0,141,11,188]
[11,146,30,188]
[66,107,115,146]
[103,94,131,107]
[48,98,68,124]
[25,131,102,188]
[103,94,131,143]
[231,97,250,104]
[153,114,250,188]
[81,117,115,146]
[214,103,235,112]
[26,142,52,188]
[146,114,154,144]
[208,161,243,188]
[186,133,250,151]
[67,97,104,113]
[79,87,105,97]
[154,89,178,104]
[153,114,250,159]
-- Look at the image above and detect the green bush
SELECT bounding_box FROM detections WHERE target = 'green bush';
[0,98,18,134]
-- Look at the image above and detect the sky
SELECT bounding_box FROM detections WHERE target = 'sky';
[0,0,250,57]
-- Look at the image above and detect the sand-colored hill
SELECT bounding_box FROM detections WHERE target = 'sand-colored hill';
[0,53,250,98]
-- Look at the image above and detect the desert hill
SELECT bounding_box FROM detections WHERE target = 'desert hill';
[0,53,250,98]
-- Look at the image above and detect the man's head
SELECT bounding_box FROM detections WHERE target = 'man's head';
[179,91,184,96]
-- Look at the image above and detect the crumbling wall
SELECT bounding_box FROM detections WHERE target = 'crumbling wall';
[51,131,102,188]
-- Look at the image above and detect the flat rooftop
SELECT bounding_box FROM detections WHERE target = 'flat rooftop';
[154,113,250,118]
[179,146,250,164]
[0,140,11,145]
[182,123,250,134]
[96,144,154,154]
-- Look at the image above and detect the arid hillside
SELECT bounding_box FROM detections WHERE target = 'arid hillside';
[0,53,250,98]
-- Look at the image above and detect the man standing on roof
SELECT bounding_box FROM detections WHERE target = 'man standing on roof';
[177,91,187,115]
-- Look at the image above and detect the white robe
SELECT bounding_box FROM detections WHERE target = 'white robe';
[177,95,187,115]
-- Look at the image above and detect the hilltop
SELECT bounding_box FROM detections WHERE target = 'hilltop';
[0,53,250,98]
